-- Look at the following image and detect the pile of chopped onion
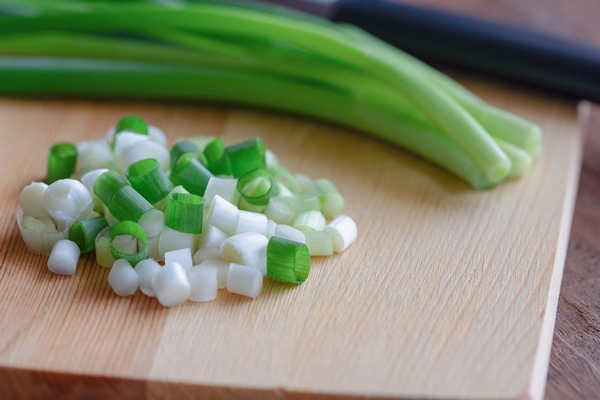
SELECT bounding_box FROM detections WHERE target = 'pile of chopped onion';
[16,115,357,306]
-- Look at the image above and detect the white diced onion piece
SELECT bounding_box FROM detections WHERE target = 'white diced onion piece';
[274,224,306,244]
[165,247,193,271]
[148,125,167,147]
[324,215,358,252]
[43,179,93,225]
[220,232,268,275]
[304,230,334,256]
[292,210,326,232]
[138,209,165,238]
[158,226,198,259]
[197,224,228,249]
[48,239,80,275]
[17,209,68,255]
[95,227,115,268]
[208,195,239,235]
[135,258,162,297]
[108,259,139,296]
[235,210,268,236]
[152,262,191,307]
[118,139,170,175]
[188,265,218,302]
[19,182,51,219]
[227,263,263,298]
[193,246,221,265]
[203,177,239,207]
[266,219,277,238]
[199,258,230,289]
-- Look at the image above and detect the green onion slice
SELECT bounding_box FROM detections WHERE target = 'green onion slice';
[108,185,154,222]
[109,220,148,266]
[126,158,173,204]
[169,140,202,170]
[169,154,214,196]
[237,168,279,206]
[115,115,148,135]
[203,137,225,163]
[166,192,204,234]
[69,215,109,253]
[225,137,266,178]
[46,142,77,184]
[266,237,310,284]
[94,170,129,207]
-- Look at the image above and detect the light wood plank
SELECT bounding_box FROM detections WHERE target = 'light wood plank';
[0,76,582,399]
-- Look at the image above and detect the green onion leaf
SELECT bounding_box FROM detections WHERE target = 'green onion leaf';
[108,185,154,222]
[169,140,205,171]
[46,142,77,184]
[115,115,148,135]
[166,192,203,234]
[126,158,173,204]
[109,220,148,266]
[94,170,129,208]
[69,215,109,253]
[266,237,310,284]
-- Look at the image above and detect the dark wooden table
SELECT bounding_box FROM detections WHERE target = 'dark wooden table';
[402,1,600,398]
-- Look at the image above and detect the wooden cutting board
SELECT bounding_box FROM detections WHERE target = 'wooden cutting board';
[0,75,583,400]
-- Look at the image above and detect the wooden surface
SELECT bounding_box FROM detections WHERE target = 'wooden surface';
[400,2,600,399]
[0,73,582,399]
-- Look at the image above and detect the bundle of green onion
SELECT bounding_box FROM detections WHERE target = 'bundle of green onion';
[0,0,541,189]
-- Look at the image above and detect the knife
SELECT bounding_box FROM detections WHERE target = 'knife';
[260,0,600,102]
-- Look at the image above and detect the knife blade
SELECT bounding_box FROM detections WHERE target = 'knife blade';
[259,0,600,102]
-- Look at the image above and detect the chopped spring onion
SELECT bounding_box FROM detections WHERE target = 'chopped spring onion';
[304,230,334,256]
[266,237,310,284]
[169,140,204,170]
[198,258,230,289]
[94,170,129,207]
[109,220,148,266]
[235,210,268,236]
[46,142,78,184]
[166,192,204,234]
[203,176,239,207]
[324,215,358,253]
[193,246,222,266]
[292,210,326,232]
[126,158,173,204]
[197,224,228,249]
[135,258,161,297]
[114,115,148,143]
[108,185,154,223]
[237,168,279,206]
[137,208,165,238]
[220,232,268,275]
[108,259,140,296]
[164,247,193,272]
[225,137,266,178]
[152,261,191,307]
[48,239,80,276]
[157,226,198,259]
[274,224,306,244]
[204,138,232,176]
[43,179,94,225]
[19,181,51,219]
[207,195,239,236]
[169,154,214,197]
[94,226,115,268]
[17,209,68,255]
[188,265,218,302]
[227,263,263,299]
[69,215,108,253]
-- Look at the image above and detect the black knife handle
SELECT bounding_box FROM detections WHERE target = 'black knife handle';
[332,0,600,102]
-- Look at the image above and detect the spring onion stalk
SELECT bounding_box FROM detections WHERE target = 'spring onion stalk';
[324,215,358,253]
[235,210,268,236]
[43,179,94,225]
[166,192,204,234]
[169,141,203,171]
[126,158,173,205]
[108,259,139,296]
[266,237,310,284]
[108,185,154,223]
[170,154,214,197]
[292,210,326,232]
[303,230,334,256]
[203,138,232,176]
[493,138,533,179]
[48,239,80,276]
[19,181,51,219]
[227,263,263,299]
[193,246,222,266]
[220,232,268,275]
[69,215,108,253]
[188,265,218,302]
[237,168,279,206]
[135,258,161,297]
[46,142,77,184]
[152,261,191,307]
[93,170,128,207]
[109,220,148,266]
[164,248,193,272]
[225,137,266,178]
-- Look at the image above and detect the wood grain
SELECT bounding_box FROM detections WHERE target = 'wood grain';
[0,73,582,399]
